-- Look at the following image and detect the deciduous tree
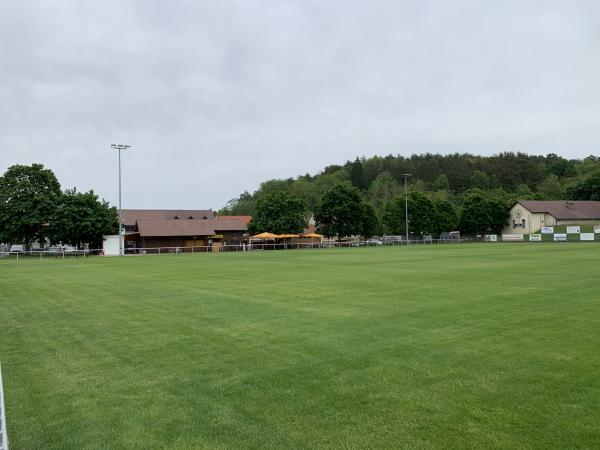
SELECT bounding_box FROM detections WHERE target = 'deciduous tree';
[382,192,435,236]
[360,202,379,239]
[50,189,118,248]
[470,170,491,190]
[537,174,563,199]
[432,198,458,234]
[368,171,400,211]
[459,191,508,235]
[568,171,600,200]
[218,191,256,216]
[432,174,450,191]
[0,164,61,247]
[247,191,308,235]
[315,184,372,239]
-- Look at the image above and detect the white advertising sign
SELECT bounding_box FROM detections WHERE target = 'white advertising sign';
[484,234,498,242]
[541,227,554,234]
[502,234,524,241]
[595,225,600,234]
[580,233,595,241]
[554,233,567,242]
[529,234,542,242]
[566,226,581,234]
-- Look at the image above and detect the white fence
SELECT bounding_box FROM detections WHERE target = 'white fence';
[122,238,461,254]
[0,238,462,260]
[0,249,99,261]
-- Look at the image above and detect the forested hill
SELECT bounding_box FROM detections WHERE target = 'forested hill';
[219,152,600,215]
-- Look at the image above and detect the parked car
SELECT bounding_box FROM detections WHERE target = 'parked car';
[382,236,403,244]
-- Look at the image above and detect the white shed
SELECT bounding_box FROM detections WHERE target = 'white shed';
[102,235,122,256]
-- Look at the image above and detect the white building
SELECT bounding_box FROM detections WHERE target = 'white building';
[503,200,600,235]
[102,235,122,256]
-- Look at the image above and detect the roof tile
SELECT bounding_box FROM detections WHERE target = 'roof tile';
[136,218,247,237]
[518,200,600,219]
[121,209,214,226]
[137,220,216,237]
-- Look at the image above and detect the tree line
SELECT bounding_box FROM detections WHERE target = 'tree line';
[224,152,600,238]
[0,164,118,249]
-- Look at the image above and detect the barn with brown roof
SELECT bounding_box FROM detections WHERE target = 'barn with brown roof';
[120,209,247,251]
[503,200,600,235]
[121,209,215,232]
[216,215,252,225]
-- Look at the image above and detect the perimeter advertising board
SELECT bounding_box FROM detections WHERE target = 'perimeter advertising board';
[566,226,581,234]
[580,233,595,241]
[554,233,567,242]
[541,227,554,234]
[529,234,542,241]
[595,225,600,234]
[502,234,524,241]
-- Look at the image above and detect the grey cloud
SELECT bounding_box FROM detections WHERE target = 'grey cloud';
[1,1,599,209]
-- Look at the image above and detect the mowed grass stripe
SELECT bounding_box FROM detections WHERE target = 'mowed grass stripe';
[1,244,599,449]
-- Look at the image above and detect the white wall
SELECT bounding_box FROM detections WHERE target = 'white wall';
[502,203,556,235]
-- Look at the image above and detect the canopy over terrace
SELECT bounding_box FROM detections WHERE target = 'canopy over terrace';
[250,232,281,240]
[250,232,323,240]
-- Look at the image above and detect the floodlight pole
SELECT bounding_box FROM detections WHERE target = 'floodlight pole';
[111,144,131,256]
[402,174,411,244]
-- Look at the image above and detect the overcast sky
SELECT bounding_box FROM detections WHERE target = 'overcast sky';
[1,1,599,209]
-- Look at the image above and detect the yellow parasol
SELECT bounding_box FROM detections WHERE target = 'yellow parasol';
[250,232,280,240]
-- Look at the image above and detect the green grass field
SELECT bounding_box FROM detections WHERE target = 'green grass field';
[1,244,599,449]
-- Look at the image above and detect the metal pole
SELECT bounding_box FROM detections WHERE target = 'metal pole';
[404,177,408,243]
[402,173,411,244]
[0,361,9,450]
[118,147,122,256]
[111,144,131,256]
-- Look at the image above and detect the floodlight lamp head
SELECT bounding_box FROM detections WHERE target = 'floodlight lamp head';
[110,144,131,150]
